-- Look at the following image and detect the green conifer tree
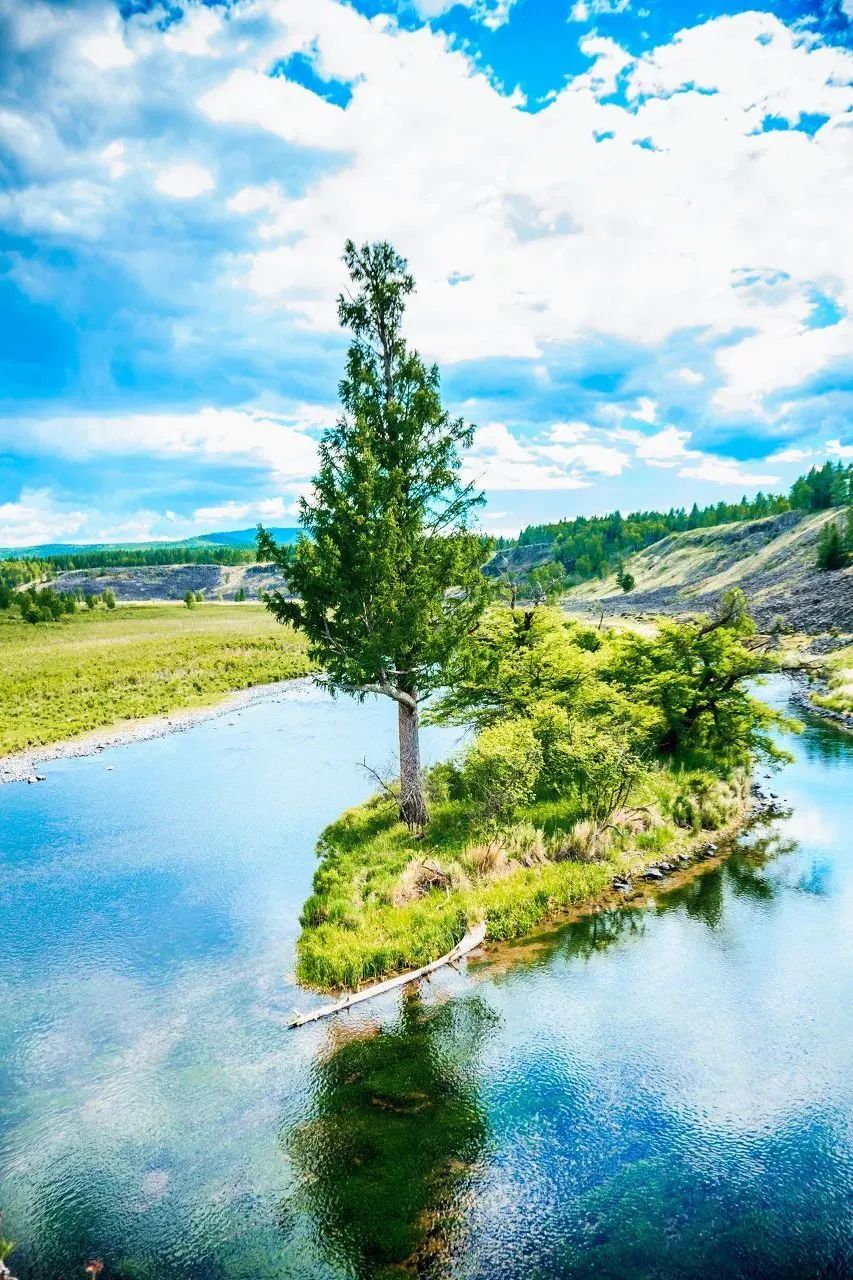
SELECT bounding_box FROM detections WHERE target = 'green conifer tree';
[260,241,486,828]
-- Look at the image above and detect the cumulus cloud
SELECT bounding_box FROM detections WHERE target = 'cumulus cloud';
[569,0,631,22]
[1,0,851,526]
[1,409,320,488]
[155,162,216,199]
[0,489,88,547]
[613,425,692,467]
[193,3,853,407]
[767,446,813,464]
[463,423,593,491]
[411,0,519,28]
[613,424,780,485]
[678,456,780,487]
[192,496,302,526]
[0,486,207,548]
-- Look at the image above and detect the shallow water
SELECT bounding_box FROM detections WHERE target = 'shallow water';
[0,677,851,1279]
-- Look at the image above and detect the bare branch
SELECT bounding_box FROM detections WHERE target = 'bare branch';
[353,682,417,709]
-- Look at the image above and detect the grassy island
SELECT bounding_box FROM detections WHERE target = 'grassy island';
[296,601,786,990]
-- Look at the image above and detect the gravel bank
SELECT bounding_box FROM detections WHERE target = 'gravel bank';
[0,676,315,785]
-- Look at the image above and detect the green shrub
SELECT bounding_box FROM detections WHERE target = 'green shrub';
[461,719,543,826]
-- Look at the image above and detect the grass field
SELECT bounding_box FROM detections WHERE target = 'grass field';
[0,603,313,756]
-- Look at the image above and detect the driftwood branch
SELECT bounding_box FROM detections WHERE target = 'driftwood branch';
[288,922,487,1029]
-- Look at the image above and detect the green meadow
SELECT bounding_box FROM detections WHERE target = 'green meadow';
[0,603,312,757]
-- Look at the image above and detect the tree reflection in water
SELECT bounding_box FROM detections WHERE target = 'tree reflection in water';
[284,991,495,1278]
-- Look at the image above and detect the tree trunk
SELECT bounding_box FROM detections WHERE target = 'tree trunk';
[398,693,429,830]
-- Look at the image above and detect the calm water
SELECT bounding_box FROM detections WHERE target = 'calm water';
[0,677,851,1279]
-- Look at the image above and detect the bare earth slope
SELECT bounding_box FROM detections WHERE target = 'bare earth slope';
[51,561,288,602]
[565,509,853,633]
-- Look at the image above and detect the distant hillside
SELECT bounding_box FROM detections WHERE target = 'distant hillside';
[0,526,300,560]
[51,562,290,603]
[497,460,853,590]
[563,509,853,633]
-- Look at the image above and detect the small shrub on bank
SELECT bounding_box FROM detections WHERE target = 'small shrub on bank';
[460,719,543,826]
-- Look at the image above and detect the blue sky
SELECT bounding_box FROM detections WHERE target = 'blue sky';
[0,0,852,545]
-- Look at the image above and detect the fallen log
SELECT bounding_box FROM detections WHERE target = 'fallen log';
[288,921,487,1029]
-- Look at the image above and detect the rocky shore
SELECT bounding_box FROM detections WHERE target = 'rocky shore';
[790,683,853,733]
[608,779,787,899]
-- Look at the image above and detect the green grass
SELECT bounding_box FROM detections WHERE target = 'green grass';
[811,644,853,716]
[0,603,313,756]
[297,764,750,990]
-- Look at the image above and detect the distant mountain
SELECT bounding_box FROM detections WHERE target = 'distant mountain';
[0,527,301,559]
[194,527,301,548]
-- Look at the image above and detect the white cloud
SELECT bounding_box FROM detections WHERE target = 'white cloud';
[462,422,592,491]
[2,409,320,489]
[100,141,128,180]
[0,485,302,549]
[411,0,518,28]
[192,496,301,526]
[162,5,224,57]
[766,446,813,464]
[2,0,853,467]
[633,397,657,424]
[678,457,779,487]
[0,489,88,548]
[827,439,853,460]
[155,162,215,199]
[713,317,853,416]
[569,0,631,21]
[613,423,779,486]
[79,25,134,70]
[204,5,853,406]
[550,421,592,443]
[537,440,630,475]
[612,425,692,467]
[199,69,346,151]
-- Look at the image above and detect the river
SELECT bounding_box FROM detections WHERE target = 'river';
[0,676,851,1279]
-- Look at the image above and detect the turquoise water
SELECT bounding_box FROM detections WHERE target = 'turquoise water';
[0,677,851,1278]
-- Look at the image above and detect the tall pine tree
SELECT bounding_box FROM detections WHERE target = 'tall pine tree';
[260,241,486,829]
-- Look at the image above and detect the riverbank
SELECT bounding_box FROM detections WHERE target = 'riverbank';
[775,636,853,730]
[0,603,313,771]
[0,677,317,784]
[297,763,756,991]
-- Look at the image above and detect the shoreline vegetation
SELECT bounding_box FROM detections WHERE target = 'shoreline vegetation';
[297,762,754,991]
[0,603,313,771]
[295,600,791,991]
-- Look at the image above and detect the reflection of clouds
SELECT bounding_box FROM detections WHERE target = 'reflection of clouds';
[1,938,314,1258]
[464,840,853,1273]
[481,844,853,1150]
[782,804,837,847]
